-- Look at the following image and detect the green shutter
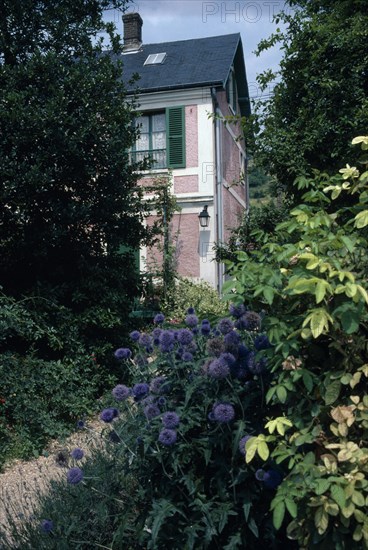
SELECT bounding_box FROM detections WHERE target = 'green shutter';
[166,106,186,168]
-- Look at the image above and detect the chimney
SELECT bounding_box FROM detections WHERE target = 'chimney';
[123,13,143,52]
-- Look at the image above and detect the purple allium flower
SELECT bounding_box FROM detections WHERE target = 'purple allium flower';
[162,411,180,429]
[67,467,84,484]
[139,333,152,347]
[187,307,195,314]
[144,403,160,420]
[158,428,177,446]
[114,347,132,360]
[159,330,175,352]
[212,403,235,423]
[112,384,130,401]
[185,314,199,327]
[206,337,225,357]
[208,358,230,379]
[263,470,283,489]
[40,519,54,533]
[150,376,168,394]
[239,435,251,455]
[76,420,85,429]
[177,328,194,345]
[201,320,211,336]
[217,317,234,335]
[208,411,216,421]
[238,344,249,357]
[100,408,119,423]
[235,311,261,331]
[154,313,165,324]
[254,334,271,351]
[132,383,149,400]
[224,330,241,349]
[130,330,140,342]
[152,327,162,339]
[255,469,267,481]
[229,304,246,318]
[158,396,167,406]
[182,351,194,362]
[70,448,84,460]
[220,352,236,366]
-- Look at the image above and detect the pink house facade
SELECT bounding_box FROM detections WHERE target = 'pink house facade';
[121,14,251,292]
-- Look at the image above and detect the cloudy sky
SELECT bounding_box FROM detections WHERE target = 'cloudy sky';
[105,1,289,101]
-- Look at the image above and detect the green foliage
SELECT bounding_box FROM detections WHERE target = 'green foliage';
[252,0,368,194]
[223,138,368,547]
[0,293,117,467]
[161,277,228,322]
[3,312,296,549]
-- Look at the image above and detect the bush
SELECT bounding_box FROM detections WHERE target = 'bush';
[3,309,297,549]
[161,277,228,322]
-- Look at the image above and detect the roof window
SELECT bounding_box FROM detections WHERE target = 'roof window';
[144,53,167,65]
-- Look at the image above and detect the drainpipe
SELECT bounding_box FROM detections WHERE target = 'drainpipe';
[211,87,224,294]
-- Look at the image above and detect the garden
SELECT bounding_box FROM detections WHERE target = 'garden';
[0,0,367,548]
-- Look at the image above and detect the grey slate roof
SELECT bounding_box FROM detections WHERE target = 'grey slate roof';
[120,33,250,116]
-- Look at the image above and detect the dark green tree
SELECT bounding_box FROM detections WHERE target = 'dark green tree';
[253,0,368,194]
[0,1,150,339]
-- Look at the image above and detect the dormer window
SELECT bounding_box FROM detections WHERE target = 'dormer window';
[226,67,238,114]
[144,53,167,65]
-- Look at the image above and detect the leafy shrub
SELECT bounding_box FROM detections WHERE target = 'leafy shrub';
[4,310,297,549]
[161,277,228,322]
[221,137,368,548]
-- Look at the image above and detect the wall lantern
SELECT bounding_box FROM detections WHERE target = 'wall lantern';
[198,205,210,228]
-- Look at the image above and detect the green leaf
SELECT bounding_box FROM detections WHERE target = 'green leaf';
[247,517,259,538]
[273,501,285,530]
[302,370,313,392]
[324,380,341,405]
[330,484,346,509]
[314,478,331,496]
[354,210,368,228]
[257,441,270,461]
[285,499,297,518]
[263,286,275,304]
[276,385,287,403]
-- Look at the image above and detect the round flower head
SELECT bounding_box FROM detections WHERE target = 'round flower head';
[67,466,84,484]
[76,420,85,429]
[152,327,162,339]
[255,468,267,481]
[254,334,271,351]
[206,337,225,358]
[114,347,132,360]
[130,330,140,342]
[150,376,168,394]
[177,328,194,345]
[238,435,251,455]
[139,333,152,348]
[229,303,246,319]
[217,317,234,335]
[162,411,180,429]
[201,320,211,336]
[70,448,84,460]
[219,352,236,366]
[224,330,241,351]
[154,313,165,324]
[40,519,54,533]
[182,351,193,362]
[100,408,119,423]
[263,469,283,489]
[158,396,167,406]
[144,403,160,420]
[186,307,195,314]
[159,330,175,352]
[212,403,235,423]
[158,428,177,446]
[132,383,149,400]
[208,358,230,379]
[185,314,199,327]
[112,384,130,401]
[235,311,261,331]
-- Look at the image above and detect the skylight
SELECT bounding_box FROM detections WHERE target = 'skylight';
[144,53,167,65]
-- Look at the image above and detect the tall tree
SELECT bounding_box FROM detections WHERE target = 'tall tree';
[0,0,150,319]
[252,0,368,193]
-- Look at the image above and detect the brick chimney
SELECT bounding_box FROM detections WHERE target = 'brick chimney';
[123,13,143,52]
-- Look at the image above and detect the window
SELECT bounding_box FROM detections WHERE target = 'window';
[144,52,167,65]
[132,107,186,169]
[226,68,238,114]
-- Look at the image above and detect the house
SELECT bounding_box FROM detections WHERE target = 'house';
[121,13,251,292]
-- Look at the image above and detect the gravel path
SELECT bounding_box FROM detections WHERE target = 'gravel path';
[0,418,105,543]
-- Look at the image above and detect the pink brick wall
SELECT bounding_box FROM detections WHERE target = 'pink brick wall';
[174,175,199,194]
[185,105,198,168]
[145,212,200,278]
[222,187,244,242]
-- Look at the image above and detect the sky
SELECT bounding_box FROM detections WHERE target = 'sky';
[104,0,290,102]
